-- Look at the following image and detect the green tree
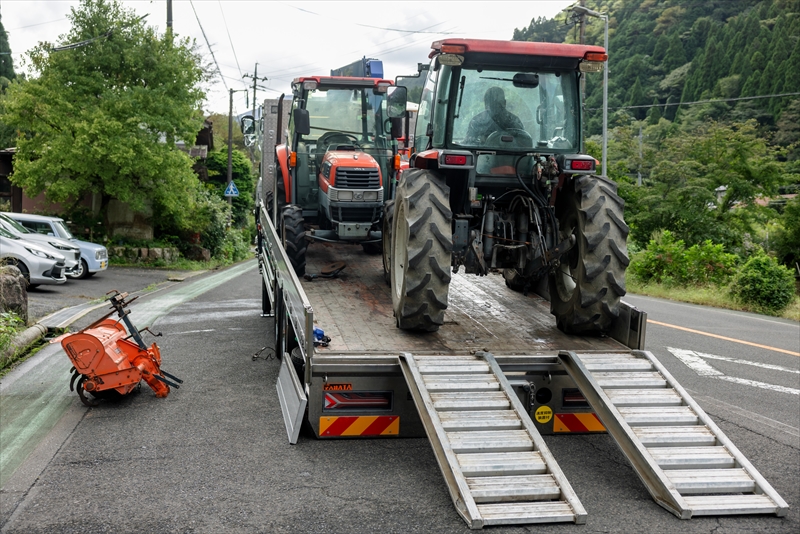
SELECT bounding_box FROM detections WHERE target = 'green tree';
[0,0,207,231]
[0,14,15,82]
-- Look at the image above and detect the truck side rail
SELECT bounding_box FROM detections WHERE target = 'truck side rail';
[259,203,314,377]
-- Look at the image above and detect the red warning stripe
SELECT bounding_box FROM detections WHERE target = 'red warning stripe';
[553,413,606,433]
[319,416,399,437]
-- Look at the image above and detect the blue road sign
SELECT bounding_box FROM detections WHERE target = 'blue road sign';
[224,181,240,197]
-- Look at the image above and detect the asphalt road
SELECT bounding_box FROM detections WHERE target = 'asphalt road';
[1,263,797,533]
[25,266,201,323]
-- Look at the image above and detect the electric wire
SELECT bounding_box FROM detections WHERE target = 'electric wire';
[587,92,800,112]
[189,0,227,92]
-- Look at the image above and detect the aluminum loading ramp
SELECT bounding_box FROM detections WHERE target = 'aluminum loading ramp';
[559,350,788,519]
[400,352,586,529]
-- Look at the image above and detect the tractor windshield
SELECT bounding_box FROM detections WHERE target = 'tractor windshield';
[303,88,387,142]
[450,68,579,152]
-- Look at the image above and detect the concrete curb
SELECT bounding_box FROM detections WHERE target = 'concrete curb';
[0,323,48,369]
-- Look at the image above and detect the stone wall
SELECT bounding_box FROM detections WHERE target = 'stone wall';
[108,247,181,263]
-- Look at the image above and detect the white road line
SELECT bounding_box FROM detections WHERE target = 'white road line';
[716,375,800,396]
[668,348,722,376]
[691,350,799,374]
[668,347,800,395]
[170,329,216,335]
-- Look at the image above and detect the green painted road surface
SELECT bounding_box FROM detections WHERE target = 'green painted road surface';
[0,261,257,487]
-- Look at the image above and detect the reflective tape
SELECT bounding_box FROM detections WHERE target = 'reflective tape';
[319,416,399,437]
[553,413,606,433]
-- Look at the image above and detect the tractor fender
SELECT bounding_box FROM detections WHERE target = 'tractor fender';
[275,144,292,204]
[410,149,440,170]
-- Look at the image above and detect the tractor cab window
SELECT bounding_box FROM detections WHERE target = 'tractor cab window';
[302,88,387,149]
[450,67,579,152]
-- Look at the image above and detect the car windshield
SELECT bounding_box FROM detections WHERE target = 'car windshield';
[303,88,386,141]
[53,220,74,239]
[451,68,579,151]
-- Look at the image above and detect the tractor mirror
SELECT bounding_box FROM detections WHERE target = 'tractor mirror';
[240,115,256,135]
[293,108,310,135]
[390,117,404,139]
[513,73,540,88]
[386,86,407,119]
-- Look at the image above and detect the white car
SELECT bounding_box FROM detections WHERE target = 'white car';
[0,213,81,275]
[5,212,108,279]
[0,225,67,287]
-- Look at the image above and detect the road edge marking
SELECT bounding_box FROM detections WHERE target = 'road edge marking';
[650,319,800,357]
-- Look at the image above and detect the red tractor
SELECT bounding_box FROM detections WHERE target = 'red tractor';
[271,76,406,275]
[387,39,628,335]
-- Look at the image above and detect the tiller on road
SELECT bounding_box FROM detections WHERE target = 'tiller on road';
[53,290,183,406]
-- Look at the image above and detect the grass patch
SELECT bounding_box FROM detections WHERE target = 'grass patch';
[627,278,800,321]
[109,256,232,270]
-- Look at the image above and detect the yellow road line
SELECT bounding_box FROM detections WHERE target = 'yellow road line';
[648,319,800,357]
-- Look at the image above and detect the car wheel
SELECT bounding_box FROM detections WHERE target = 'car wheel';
[67,259,90,280]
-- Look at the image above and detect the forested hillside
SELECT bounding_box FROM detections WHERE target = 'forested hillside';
[514,0,800,287]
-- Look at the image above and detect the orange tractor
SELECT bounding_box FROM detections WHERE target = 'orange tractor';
[54,290,182,406]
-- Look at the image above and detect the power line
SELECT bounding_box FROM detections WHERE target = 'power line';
[587,92,800,112]
[189,0,227,92]
[217,0,242,79]
[283,3,455,35]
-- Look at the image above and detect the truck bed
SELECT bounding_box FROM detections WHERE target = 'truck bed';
[303,242,625,355]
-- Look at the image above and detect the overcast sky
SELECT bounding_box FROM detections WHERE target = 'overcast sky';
[1,0,576,116]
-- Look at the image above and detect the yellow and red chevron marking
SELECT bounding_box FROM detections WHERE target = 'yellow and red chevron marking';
[553,413,606,433]
[319,416,399,437]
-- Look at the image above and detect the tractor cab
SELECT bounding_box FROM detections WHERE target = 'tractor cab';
[274,76,406,274]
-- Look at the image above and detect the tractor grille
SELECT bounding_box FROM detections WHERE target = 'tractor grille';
[335,168,380,189]
[331,206,380,223]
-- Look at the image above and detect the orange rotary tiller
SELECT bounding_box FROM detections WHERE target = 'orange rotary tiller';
[53,290,183,406]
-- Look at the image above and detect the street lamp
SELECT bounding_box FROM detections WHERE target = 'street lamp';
[572,5,609,179]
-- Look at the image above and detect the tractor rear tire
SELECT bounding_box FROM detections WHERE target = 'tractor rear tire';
[549,175,629,335]
[281,205,307,276]
[391,169,452,332]
[382,199,394,285]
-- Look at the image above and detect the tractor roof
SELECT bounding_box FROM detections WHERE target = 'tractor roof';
[429,39,606,71]
[430,39,606,59]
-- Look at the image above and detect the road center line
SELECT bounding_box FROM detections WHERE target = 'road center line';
[649,319,800,357]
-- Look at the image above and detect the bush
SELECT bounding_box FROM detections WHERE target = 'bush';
[630,230,739,287]
[629,230,689,286]
[219,227,252,263]
[731,252,796,312]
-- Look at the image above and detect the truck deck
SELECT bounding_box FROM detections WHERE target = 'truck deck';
[260,206,787,529]
[306,242,625,356]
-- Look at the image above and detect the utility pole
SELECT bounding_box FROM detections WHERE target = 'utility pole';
[243,63,269,125]
[166,0,173,30]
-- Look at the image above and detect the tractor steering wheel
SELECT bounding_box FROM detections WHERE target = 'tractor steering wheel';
[318,131,361,149]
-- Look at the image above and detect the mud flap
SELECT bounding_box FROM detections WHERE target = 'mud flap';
[276,352,307,444]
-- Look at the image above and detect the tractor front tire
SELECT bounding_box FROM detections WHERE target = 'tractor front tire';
[549,175,629,335]
[281,205,307,276]
[391,169,452,332]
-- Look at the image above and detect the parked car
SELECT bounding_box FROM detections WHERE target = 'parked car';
[0,225,67,287]
[0,213,81,276]
[4,213,108,279]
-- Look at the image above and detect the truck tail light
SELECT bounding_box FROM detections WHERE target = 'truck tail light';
[324,391,392,410]
[444,155,467,165]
